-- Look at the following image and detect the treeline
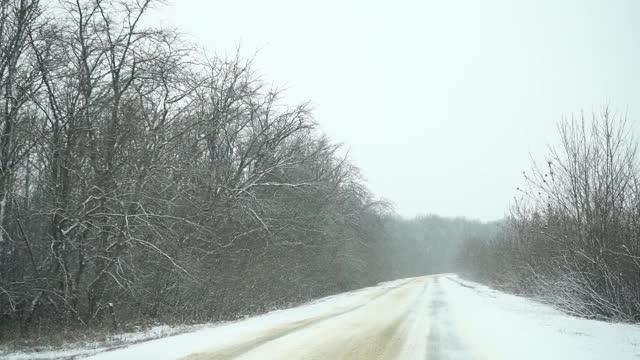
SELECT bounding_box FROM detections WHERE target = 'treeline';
[0,0,396,337]
[460,109,640,321]
[0,0,483,340]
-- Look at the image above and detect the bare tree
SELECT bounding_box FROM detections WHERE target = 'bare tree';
[464,109,640,320]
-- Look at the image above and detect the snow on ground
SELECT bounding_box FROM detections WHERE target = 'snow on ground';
[191,278,429,359]
[3,275,640,359]
[444,276,640,359]
[0,324,203,360]
[0,278,409,360]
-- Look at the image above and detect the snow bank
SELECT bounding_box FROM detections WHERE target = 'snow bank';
[0,324,200,360]
[443,275,640,360]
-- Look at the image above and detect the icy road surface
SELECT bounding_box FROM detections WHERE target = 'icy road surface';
[80,274,640,359]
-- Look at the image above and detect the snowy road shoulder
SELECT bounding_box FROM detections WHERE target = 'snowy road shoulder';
[442,276,640,359]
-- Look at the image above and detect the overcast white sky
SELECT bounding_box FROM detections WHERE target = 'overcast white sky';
[154,0,640,222]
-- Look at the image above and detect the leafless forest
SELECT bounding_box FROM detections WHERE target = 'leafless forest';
[0,0,485,341]
[0,0,638,347]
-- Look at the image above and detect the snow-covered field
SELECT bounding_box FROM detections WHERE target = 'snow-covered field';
[4,274,640,359]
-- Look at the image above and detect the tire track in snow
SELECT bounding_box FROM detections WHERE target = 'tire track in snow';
[181,278,420,360]
[231,278,427,360]
[424,276,470,360]
[319,280,431,359]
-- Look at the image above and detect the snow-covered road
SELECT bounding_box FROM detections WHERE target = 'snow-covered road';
[57,275,640,359]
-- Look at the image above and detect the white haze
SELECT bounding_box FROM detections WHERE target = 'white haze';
[153,0,640,222]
